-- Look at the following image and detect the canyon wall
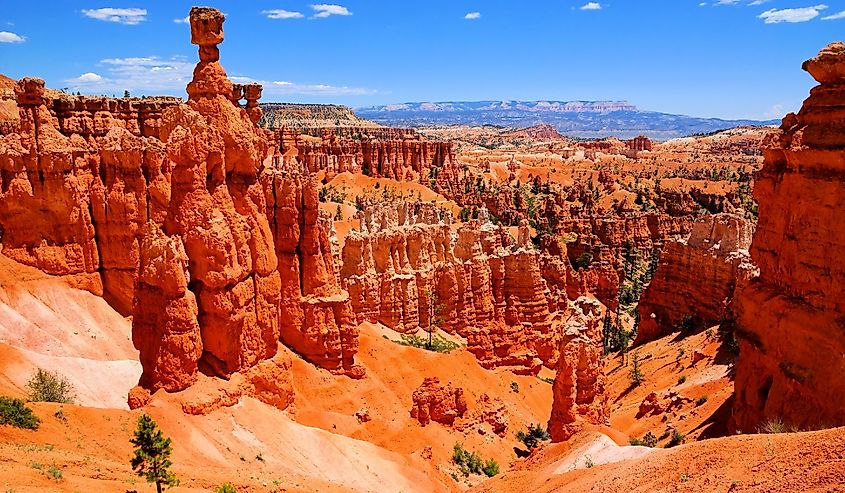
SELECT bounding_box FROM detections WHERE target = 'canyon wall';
[341,204,558,373]
[0,7,362,403]
[274,126,454,182]
[732,43,845,431]
[635,214,755,345]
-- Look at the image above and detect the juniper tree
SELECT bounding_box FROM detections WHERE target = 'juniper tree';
[130,414,179,493]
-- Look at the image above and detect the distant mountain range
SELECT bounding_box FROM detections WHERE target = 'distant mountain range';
[355,100,778,140]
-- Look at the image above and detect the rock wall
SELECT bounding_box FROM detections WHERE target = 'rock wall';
[732,43,845,431]
[341,206,556,372]
[635,214,755,345]
[276,127,454,182]
[0,7,363,402]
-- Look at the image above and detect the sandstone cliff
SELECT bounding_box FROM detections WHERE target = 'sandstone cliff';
[341,204,556,373]
[732,42,845,431]
[635,214,755,345]
[0,7,362,404]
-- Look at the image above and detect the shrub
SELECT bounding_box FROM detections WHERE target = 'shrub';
[46,465,62,481]
[215,483,237,493]
[666,429,685,448]
[629,431,658,447]
[396,334,460,353]
[584,455,595,468]
[510,381,519,393]
[573,252,593,271]
[482,458,499,477]
[757,419,786,434]
[696,395,708,406]
[0,396,40,430]
[516,423,550,450]
[677,375,687,385]
[27,368,75,404]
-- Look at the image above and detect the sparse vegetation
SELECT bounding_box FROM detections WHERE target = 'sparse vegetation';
[27,368,76,404]
[629,351,644,386]
[0,396,40,430]
[510,381,520,393]
[666,429,685,448]
[516,423,551,450]
[757,419,786,434]
[584,455,595,468]
[482,458,500,477]
[696,395,709,406]
[677,375,687,385]
[573,252,593,271]
[629,431,658,447]
[46,465,63,481]
[452,443,497,477]
[131,414,179,492]
[215,483,238,493]
[396,334,460,353]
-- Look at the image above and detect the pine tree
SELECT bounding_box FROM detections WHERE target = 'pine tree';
[130,414,179,493]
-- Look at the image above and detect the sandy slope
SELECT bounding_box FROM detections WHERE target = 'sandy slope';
[0,254,140,409]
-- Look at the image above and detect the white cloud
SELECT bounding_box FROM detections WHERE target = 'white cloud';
[0,31,25,43]
[64,58,375,98]
[759,4,827,23]
[68,72,104,83]
[310,4,352,18]
[82,8,147,25]
[748,0,771,5]
[263,9,304,19]
[65,56,193,94]
[714,0,740,5]
[580,2,602,10]
[821,9,845,19]
[464,11,481,19]
[173,16,189,24]
[270,80,374,96]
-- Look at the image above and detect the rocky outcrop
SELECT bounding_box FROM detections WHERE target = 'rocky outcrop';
[548,297,608,442]
[0,7,362,402]
[410,377,468,426]
[635,214,755,345]
[455,393,509,436]
[732,43,845,432]
[341,204,555,373]
[277,127,454,182]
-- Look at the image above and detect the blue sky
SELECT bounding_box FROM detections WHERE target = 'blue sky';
[0,1,842,119]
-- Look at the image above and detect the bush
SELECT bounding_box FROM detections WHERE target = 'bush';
[482,458,499,477]
[696,395,708,406]
[757,419,786,434]
[510,381,519,393]
[27,368,75,404]
[516,423,551,450]
[215,483,237,493]
[396,334,460,354]
[573,252,593,271]
[453,443,497,477]
[629,431,657,447]
[677,375,687,385]
[46,466,62,481]
[0,396,40,430]
[666,429,685,448]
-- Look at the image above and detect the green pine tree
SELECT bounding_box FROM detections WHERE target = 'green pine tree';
[130,414,179,493]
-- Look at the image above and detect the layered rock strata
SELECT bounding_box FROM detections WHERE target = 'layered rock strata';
[341,204,556,372]
[732,43,845,431]
[635,214,755,345]
[0,7,362,403]
[548,297,609,442]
